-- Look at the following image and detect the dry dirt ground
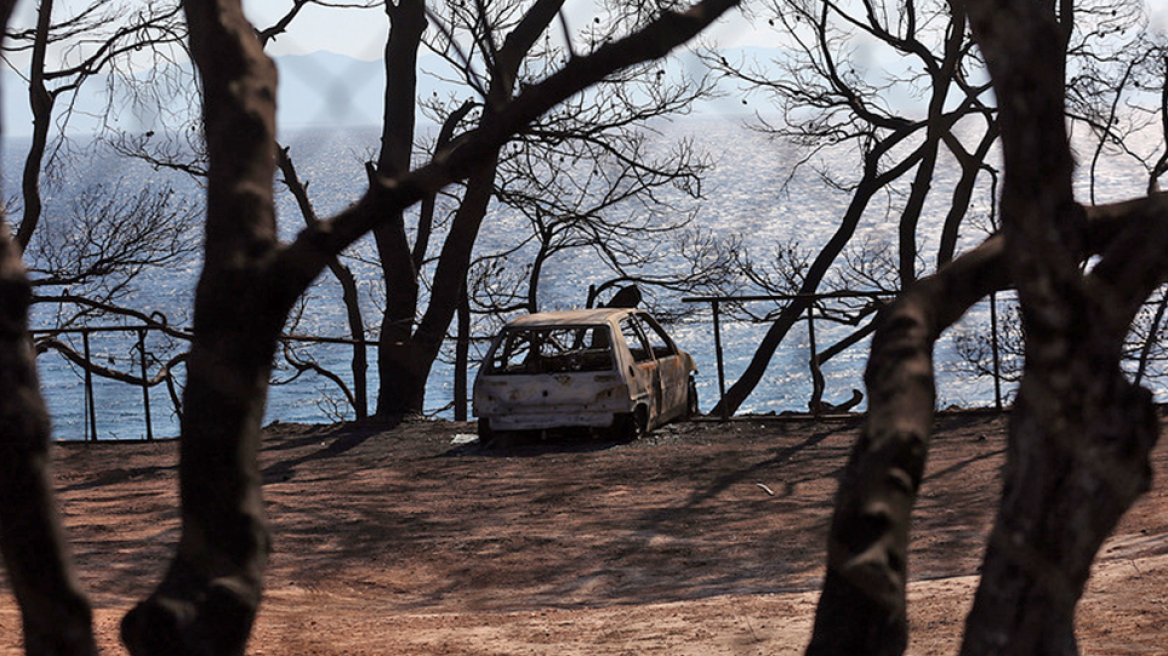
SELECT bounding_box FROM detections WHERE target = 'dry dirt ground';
[2,412,1168,655]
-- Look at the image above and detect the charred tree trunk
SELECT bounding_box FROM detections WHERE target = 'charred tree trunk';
[277,146,369,419]
[374,0,427,419]
[454,280,470,421]
[121,0,285,652]
[528,230,551,314]
[376,0,567,417]
[15,0,54,252]
[0,2,98,653]
[808,0,1168,651]
[376,97,473,419]
[961,0,1161,651]
[1,223,97,656]
[806,235,1011,654]
[937,122,999,268]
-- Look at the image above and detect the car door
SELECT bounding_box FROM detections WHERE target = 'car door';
[634,313,689,422]
[618,316,657,418]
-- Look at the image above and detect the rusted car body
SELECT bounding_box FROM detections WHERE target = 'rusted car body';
[473,308,697,442]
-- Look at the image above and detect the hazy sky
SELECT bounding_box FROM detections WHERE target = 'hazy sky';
[5,1,1162,61]
[241,0,779,59]
[239,0,1168,59]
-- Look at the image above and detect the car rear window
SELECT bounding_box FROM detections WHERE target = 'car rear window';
[485,326,615,375]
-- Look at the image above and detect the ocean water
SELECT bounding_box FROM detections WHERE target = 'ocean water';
[9,117,1163,440]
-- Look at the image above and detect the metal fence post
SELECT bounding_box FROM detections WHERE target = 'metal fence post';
[712,300,728,421]
[138,328,154,441]
[990,292,1003,412]
[807,304,824,414]
[82,331,97,442]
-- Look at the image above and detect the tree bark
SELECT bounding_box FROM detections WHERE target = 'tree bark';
[376,0,566,417]
[959,1,1163,651]
[1,222,97,656]
[121,0,284,653]
[806,234,1011,654]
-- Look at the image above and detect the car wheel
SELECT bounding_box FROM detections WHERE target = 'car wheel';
[477,418,494,447]
[634,406,650,438]
[614,407,648,442]
[685,377,700,419]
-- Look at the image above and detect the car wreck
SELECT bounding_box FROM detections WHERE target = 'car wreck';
[473,308,698,444]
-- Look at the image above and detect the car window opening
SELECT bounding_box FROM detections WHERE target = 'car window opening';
[487,326,615,375]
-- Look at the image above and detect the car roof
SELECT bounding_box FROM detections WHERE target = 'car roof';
[503,308,641,328]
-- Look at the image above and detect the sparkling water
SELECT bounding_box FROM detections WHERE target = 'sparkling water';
[9,117,1160,440]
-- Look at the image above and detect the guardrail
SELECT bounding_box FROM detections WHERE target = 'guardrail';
[29,325,376,442]
[681,292,895,420]
[29,289,1033,437]
[681,291,1016,420]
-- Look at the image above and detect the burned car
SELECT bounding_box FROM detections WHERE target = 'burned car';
[473,308,698,443]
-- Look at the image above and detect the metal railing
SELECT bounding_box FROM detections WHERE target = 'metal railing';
[30,289,1033,437]
[683,292,898,420]
[29,325,376,441]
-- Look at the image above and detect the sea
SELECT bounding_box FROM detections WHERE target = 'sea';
[8,116,1163,441]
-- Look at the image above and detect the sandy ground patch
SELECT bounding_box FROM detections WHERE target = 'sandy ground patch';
[2,413,1166,654]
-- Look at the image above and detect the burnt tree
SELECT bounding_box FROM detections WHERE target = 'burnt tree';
[373,0,719,417]
[0,0,741,654]
[807,0,1165,653]
[711,0,1151,417]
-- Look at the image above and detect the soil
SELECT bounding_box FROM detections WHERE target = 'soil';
[2,412,1167,655]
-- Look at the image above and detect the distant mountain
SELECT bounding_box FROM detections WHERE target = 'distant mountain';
[273,51,474,131]
[0,48,778,139]
[273,53,384,130]
[0,52,467,138]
